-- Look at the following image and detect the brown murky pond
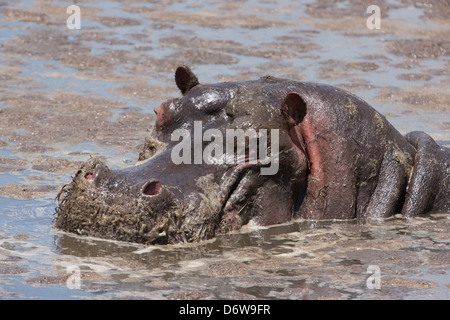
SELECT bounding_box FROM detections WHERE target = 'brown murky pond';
[0,0,449,299]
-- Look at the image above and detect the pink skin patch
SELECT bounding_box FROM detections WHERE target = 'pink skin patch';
[84,172,94,181]
[300,117,324,185]
[142,181,162,196]
[154,103,171,130]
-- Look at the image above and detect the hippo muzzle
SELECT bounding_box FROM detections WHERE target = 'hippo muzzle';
[55,149,227,244]
[55,158,177,244]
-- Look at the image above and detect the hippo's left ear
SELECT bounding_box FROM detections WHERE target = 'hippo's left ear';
[175,65,200,95]
[281,92,307,126]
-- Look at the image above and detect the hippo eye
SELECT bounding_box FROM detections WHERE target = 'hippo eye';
[191,89,226,115]
[142,181,162,196]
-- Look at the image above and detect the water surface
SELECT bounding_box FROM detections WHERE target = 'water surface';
[0,0,449,299]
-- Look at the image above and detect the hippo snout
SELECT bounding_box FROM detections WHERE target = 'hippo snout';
[85,163,126,192]
[82,162,162,198]
[55,151,227,244]
[54,157,182,244]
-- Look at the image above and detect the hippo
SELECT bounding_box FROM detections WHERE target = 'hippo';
[55,66,449,244]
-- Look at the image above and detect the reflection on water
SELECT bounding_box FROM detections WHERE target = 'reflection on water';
[0,0,449,299]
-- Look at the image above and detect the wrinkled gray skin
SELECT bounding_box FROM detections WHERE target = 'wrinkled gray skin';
[55,66,449,244]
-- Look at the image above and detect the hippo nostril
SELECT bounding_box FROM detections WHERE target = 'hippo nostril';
[85,172,94,181]
[142,181,162,196]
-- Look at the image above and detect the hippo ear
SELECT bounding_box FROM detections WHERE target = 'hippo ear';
[175,65,200,95]
[282,92,307,126]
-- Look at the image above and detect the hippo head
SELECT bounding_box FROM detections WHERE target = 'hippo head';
[55,66,309,244]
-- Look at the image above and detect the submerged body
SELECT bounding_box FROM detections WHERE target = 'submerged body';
[55,66,449,244]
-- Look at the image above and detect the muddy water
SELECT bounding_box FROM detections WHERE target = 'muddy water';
[0,0,449,299]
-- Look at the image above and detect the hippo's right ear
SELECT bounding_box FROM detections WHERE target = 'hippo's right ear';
[175,65,200,95]
[281,92,307,126]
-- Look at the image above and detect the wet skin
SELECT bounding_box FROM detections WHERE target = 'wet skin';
[55,66,449,244]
